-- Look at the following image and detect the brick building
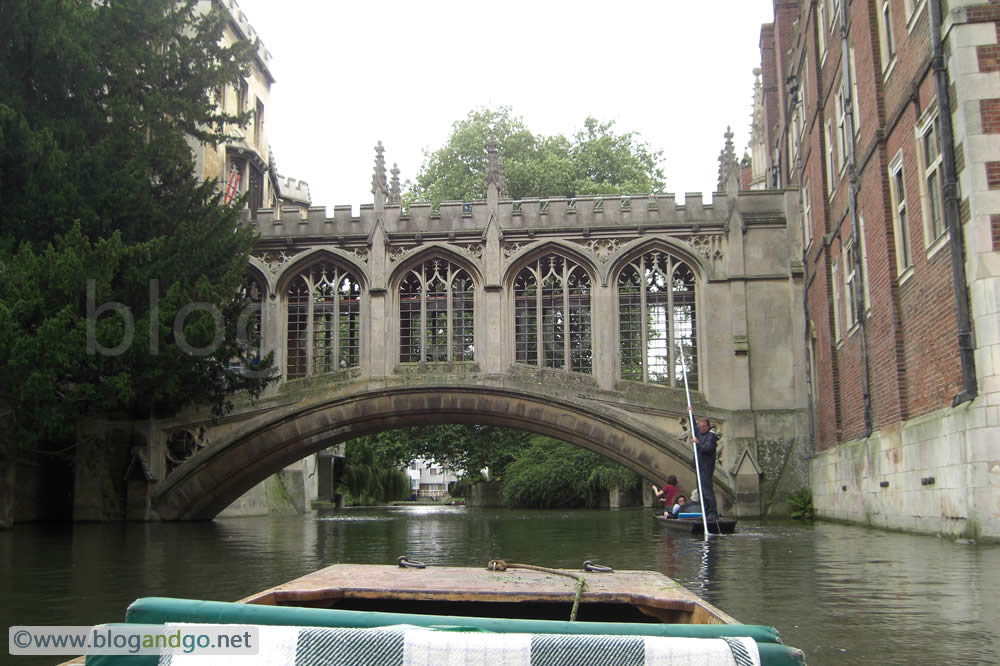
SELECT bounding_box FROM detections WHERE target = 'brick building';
[756,0,998,540]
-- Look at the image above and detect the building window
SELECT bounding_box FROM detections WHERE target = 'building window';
[817,0,827,61]
[843,232,867,329]
[237,78,248,115]
[849,48,861,137]
[836,89,848,173]
[889,154,912,273]
[618,251,698,390]
[247,163,264,218]
[878,0,896,73]
[803,181,813,248]
[254,99,264,146]
[514,254,592,373]
[399,259,475,363]
[832,258,842,341]
[286,262,362,380]
[919,113,947,243]
[825,119,836,196]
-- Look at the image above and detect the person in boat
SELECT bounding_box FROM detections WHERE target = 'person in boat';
[668,495,688,517]
[694,418,719,519]
[651,475,681,509]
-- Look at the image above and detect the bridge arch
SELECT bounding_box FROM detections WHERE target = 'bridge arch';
[152,385,725,520]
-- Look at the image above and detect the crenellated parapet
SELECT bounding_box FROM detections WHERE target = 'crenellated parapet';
[213,0,274,81]
[247,191,785,241]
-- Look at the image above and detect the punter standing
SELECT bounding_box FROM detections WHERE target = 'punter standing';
[695,418,719,519]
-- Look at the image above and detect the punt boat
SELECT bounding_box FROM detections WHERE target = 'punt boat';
[82,561,806,665]
[656,513,739,535]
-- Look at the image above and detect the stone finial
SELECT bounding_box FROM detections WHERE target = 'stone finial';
[389,162,401,205]
[371,140,389,203]
[717,126,740,193]
[485,136,507,199]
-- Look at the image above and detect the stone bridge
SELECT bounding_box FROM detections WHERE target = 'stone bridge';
[106,142,811,520]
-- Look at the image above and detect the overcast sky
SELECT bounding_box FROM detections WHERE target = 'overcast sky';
[234,0,775,212]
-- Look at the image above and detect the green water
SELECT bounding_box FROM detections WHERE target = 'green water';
[1,507,998,664]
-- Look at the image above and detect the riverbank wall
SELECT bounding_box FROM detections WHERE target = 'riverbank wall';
[810,400,999,542]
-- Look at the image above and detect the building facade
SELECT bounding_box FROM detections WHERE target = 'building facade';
[757,0,999,540]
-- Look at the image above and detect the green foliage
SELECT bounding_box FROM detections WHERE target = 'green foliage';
[787,488,814,520]
[500,437,640,509]
[408,107,665,209]
[338,439,410,505]
[0,0,276,459]
[346,425,531,480]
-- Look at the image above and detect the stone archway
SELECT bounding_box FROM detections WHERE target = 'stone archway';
[152,385,728,520]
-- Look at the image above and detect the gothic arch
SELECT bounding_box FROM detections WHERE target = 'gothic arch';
[502,239,600,288]
[274,247,370,294]
[389,246,482,365]
[245,257,276,296]
[505,245,598,375]
[388,242,484,290]
[609,238,704,391]
[278,250,368,380]
[607,236,708,284]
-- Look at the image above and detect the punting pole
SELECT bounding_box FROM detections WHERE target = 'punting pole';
[677,340,710,541]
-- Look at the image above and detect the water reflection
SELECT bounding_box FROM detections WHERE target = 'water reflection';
[1,507,998,665]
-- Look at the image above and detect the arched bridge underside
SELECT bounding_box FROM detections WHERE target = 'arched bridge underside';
[153,379,731,520]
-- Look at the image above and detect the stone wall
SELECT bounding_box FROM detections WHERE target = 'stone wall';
[811,399,999,541]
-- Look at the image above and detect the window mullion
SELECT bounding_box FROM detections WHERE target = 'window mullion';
[332,271,340,368]
[563,263,571,371]
[640,259,649,383]
[535,262,543,368]
[446,268,454,362]
[305,274,314,377]
[668,258,676,388]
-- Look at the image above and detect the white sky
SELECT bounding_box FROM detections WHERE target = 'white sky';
[234,0,775,212]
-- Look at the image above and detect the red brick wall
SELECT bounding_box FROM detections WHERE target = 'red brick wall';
[982,98,1000,133]
[767,0,967,450]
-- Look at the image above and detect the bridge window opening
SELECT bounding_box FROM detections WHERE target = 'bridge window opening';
[398,259,475,363]
[513,255,592,374]
[618,252,698,389]
[285,262,362,380]
[239,275,264,361]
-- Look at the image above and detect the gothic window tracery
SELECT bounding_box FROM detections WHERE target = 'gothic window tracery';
[513,254,592,374]
[399,259,475,363]
[239,274,265,361]
[618,251,698,389]
[285,261,361,380]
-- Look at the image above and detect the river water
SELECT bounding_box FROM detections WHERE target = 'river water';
[2,506,998,665]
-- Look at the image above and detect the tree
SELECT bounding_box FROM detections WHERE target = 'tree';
[0,0,277,468]
[501,437,640,509]
[408,107,665,208]
[347,425,532,480]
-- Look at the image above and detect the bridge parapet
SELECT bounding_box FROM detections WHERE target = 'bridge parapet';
[243,190,777,240]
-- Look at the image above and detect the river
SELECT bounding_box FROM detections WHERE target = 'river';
[1,506,998,665]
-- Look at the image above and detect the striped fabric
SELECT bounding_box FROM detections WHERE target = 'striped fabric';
[159,624,761,666]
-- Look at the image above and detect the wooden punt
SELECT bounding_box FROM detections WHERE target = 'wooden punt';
[655,514,738,535]
[78,563,807,664]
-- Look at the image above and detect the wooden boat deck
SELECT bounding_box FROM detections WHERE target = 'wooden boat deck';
[240,563,738,625]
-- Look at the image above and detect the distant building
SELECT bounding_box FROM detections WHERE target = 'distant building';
[755,0,999,539]
[407,460,460,499]
[187,0,310,219]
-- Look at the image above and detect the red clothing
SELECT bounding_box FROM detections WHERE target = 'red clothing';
[659,483,680,505]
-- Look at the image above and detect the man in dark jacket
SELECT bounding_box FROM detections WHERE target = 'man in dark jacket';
[695,418,719,518]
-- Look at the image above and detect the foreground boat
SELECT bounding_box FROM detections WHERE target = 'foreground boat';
[84,562,805,665]
[656,513,739,535]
